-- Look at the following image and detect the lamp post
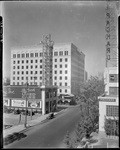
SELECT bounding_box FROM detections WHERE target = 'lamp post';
[24,80,29,128]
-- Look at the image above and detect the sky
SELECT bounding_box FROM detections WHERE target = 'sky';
[2,1,108,79]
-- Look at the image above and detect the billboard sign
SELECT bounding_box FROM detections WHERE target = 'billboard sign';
[12,99,26,107]
[4,99,10,106]
[3,86,41,99]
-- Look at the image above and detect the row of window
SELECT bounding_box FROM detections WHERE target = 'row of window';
[54,58,68,62]
[12,76,68,81]
[13,53,43,58]
[13,65,43,69]
[12,58,68,64]
[12,50,69,58]
[13,70,68,75]
[54,51,68,56]
[59,89,68,93]
[106,105,118,117]
[13,64,68,70]
[13,59,42,64]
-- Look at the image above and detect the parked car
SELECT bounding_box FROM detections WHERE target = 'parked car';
[46,113,54,120]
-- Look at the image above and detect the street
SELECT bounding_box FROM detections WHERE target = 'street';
[5,105,81,148]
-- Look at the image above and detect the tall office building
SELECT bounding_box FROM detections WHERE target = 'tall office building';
[10,43,85,96]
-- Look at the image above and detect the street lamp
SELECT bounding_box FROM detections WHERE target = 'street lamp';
[24,80,29,128]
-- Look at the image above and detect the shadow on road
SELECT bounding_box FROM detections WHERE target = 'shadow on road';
[4,132,27,146]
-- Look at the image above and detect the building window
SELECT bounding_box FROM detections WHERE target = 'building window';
[26,60,29,63]
[17,54,20,58]
[26,66,28,69]
[17,77,19,80]
[13,77,15,80]
[40,77,42,80]
[60,65,62,68]
[35,60,38,63]
[13,61,15,64]
[109,74,118,83]
[106,105,118,117]
[22,77,24,80]
[65,58,68,62]
[65,76,67,80]
[65,82,67,86]
[55,65,57,68]
[40,71,42,74]
[65,64,67,68]
[54,71,57,74]
[31,66,33,69]
[60,58,62,62]
[17,60,20,64]
[54,82,57,86]
[26,71,28,74]
[31,60,33,63]
[22,60,24,63]
[59,82,62,86]
[59,89,62,93]
[35,53,38,57]
[65,70,67,74]
[40,65,42,68]
[21,82,24,85]
[13,66,15,69]
[59,51,63,56]
[13,82,15,85]
[13,54,16,58]
[17,66,20,69]
[35,65,37,68]
[17,82,19,85]
[26,77,28,80]
[26,53,29,58]
[17,71,19,74]
[40,53,43,57]
[65,89,67,93]
[30,53,34,57]
[22,54,25,58]
[35,71,37,74]
[40,59,42,63]
[65,51,68,55]
[109,87,118,95]
[54,52,58,56]
[54,59,57,62]
[22,71,24,74]
[22,66,24,69]
[13,71,15,74]
[60,70,62,74]
[60,76,62,80]
[54,76,57,80]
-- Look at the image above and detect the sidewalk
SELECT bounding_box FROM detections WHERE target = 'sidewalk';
[3,112,58,139]
[77,131,119,148]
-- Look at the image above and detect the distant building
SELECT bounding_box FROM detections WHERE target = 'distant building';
[98,67,118,131]
[10,43,85,96]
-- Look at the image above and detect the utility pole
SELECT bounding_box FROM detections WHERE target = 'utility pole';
[24,79,29,128]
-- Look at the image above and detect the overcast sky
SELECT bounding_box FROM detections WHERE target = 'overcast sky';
[2,1,108,78]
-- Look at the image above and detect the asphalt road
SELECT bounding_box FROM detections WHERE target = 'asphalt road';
[5,105,81,148]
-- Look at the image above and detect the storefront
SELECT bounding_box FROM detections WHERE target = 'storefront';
[3,85,58,115]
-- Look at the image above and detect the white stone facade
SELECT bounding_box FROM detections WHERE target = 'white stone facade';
[98,67,119,131]
[10,43,85,96]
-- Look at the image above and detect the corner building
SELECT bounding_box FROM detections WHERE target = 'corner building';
[10,43,85,96]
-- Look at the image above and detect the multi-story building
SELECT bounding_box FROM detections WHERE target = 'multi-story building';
[98,67,119,131]
[10,43,85,96]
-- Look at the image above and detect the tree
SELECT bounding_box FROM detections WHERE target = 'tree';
[63,131,74,148]
[3,77,10,86]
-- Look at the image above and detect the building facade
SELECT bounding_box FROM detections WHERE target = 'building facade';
[98,67,119,131]
[10,43,85,96]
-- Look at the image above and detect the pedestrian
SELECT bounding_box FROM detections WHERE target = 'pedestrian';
[18,113,21,124]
